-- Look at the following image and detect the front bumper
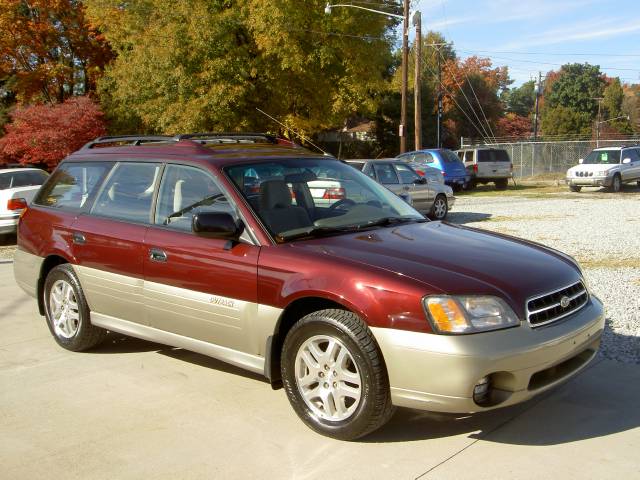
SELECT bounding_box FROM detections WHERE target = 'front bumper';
[371,296,604,413]
[567,176,611,187]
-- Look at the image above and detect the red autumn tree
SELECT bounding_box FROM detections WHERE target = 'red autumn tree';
[496,113,532,139]
[0,96,106,168]
[0,0,112,103]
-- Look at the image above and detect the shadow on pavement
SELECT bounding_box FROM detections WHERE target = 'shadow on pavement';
[82,320,639,446]
[445,212,492,224]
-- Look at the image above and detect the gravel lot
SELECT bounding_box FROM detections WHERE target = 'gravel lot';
[449,190,640,364]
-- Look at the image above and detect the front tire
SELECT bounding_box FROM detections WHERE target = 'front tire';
[43,264,106,351]
[610,174,622,193]
[281,309,394,440]
[429,194,448,220]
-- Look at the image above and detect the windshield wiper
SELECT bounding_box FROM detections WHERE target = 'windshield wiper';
[352,216,427,229]
[277,216,426,242]
[277,225,355,242]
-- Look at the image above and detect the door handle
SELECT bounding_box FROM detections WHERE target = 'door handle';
[149,248,168,263]
[72,232,86,245]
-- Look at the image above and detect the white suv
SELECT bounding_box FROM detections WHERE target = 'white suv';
[0,168,49,236]
[566,146,640,192]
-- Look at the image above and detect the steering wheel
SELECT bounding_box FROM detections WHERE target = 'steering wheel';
[329,198,356,211]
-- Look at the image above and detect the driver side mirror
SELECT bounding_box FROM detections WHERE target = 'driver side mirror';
[192,212,244,241]
[413,177,427,185]
[578,158,584,164]
[622,158,631,164]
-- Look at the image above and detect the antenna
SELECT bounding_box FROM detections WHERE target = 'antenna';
[255,108,332,156]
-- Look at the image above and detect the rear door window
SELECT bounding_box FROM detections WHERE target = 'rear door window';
[155,164,234,232]
[373,163,399,184]
[91,162,161,224]
[464,151,474,163]
[11,170,48,187]
[34,163,112,210]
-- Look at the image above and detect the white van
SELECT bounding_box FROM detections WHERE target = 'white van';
[456,148,513,190]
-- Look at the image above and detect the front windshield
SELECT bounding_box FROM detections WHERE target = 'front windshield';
[583,150,621,164]
[225,158,424,242]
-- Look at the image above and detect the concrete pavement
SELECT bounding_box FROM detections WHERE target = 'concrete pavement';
[1,262,639,479]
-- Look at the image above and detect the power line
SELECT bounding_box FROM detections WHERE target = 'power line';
[423,61,491,143]
[457,50,640,72]
[440,48,496,140]
[435,51,495,141]
[455,48,640,57]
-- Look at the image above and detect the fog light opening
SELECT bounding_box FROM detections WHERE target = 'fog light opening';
[473,376,491,405]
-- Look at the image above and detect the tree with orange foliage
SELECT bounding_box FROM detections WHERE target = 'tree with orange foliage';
[496,113,531,139]
[440,56,510,142]
[0,0,112,104]
[0,96,106,168]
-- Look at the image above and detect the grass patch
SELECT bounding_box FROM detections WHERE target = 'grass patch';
[577,257,640,269]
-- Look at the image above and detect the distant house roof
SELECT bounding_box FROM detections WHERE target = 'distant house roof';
[344,120,375,133]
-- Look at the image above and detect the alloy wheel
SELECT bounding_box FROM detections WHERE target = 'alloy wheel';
[294,335,362,421]
[49,279,80,339]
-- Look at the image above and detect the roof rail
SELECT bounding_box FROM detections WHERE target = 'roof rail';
[81,135,174,150]
[174,132,278,144]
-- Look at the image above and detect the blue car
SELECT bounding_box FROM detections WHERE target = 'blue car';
[397,149,470,191]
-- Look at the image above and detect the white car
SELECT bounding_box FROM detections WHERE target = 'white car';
[0,168,49,235]
[566,146,640,192]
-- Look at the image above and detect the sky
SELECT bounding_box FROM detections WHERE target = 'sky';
[409,0,640,86]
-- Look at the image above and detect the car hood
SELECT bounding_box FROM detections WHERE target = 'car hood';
[568,163,619,173]
[292,222,581,318]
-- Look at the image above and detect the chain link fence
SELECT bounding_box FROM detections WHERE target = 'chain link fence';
[461,137,640,178]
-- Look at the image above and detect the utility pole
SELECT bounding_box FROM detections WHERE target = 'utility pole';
[533,71,542,140]
[437,48,442,148]
[400,0,409,153]
[413,11,422,151]
[595,98,604,147]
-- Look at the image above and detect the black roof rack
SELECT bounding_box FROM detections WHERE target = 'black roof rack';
[81,135,174,150]
[174,132,278,144]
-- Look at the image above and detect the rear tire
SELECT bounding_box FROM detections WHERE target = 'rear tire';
[569,185,582,192]
[281,309,394,440]
[43,264,106,351]
[429,194,448,220]
[495,179,508,190]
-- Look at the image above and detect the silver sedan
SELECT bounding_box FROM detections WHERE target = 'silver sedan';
[346,159,455,220]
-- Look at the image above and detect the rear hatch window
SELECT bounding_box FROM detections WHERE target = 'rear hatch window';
[478,150,511,162]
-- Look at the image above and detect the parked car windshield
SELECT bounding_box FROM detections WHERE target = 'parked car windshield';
[225,158,424,242]
[583,150,621,164]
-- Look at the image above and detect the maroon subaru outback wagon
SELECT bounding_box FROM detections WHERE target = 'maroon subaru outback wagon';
[14,133,605,440]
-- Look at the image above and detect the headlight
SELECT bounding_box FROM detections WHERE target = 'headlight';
[423,295,520,334]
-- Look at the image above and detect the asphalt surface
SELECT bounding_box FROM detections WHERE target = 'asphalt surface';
[1,262,639,479]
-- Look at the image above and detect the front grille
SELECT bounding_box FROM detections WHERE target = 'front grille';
[576,171,593,177]
[527,281,588,327]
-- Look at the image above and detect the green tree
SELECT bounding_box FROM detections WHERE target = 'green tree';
[602,78,633,134]
[501,80,535,117]
[540,105,592,136]
[545,63,605,117]
[85,0,397,136]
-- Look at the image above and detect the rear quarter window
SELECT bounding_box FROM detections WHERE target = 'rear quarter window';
[34,162,112,211]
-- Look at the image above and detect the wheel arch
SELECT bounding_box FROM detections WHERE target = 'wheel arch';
[265,296,361,390]
[37,254,72,315]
